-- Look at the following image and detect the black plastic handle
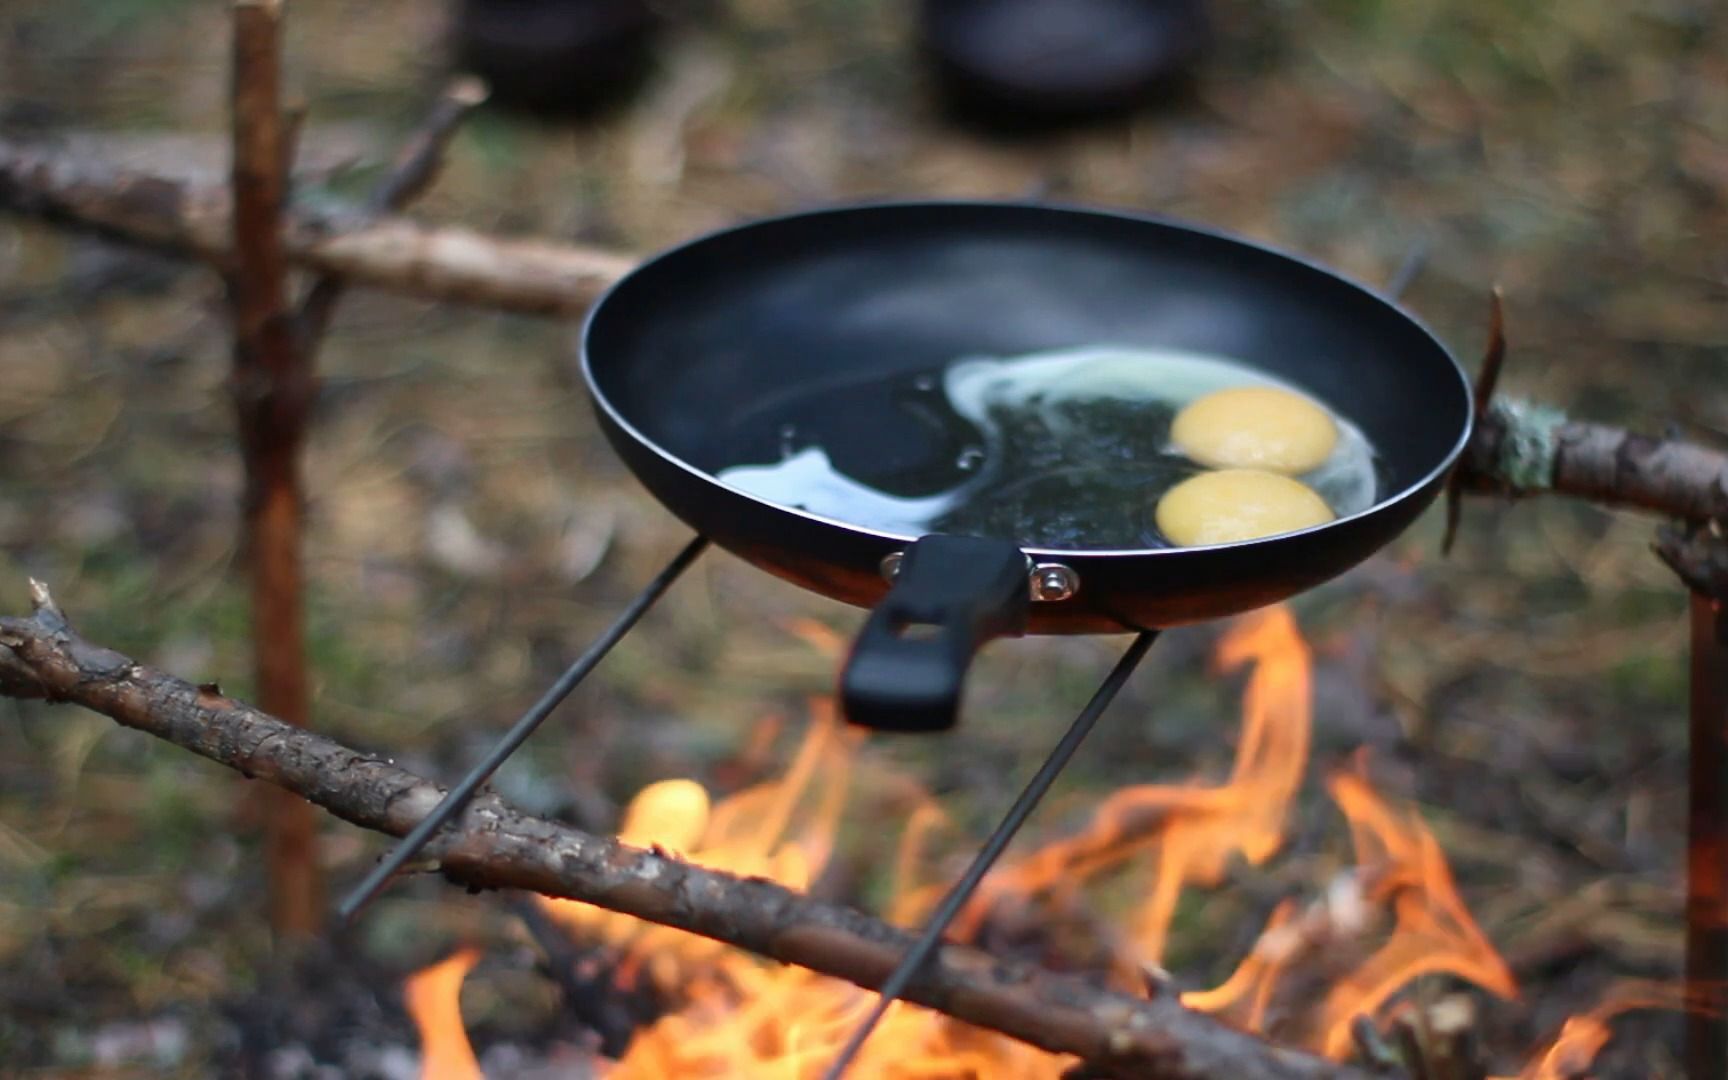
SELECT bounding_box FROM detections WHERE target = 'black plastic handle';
[840,534,1031,732]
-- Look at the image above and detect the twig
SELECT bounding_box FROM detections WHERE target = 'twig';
[0,590,1388,1080]
[1442,291,1728,600]
[295,75,489,350]
[233,35,487,939]
[1446,291,1728,549]
[1442,289,1505,555]
[1656,522,1728,600]
[229,0,321,938]
[0,138,634,314]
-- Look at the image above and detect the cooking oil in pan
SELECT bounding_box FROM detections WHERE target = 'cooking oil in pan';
[714,346,1380,549]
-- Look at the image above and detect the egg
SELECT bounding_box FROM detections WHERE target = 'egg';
[1155,468,1335,546]
[1170,385,1339,474]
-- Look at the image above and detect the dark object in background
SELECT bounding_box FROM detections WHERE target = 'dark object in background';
[453,0,662,117]
[918,0,1209,126]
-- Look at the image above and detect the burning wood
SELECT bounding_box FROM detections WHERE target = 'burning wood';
[1308,768,1517,1057]
[0,579,1708,1077]
[0,578,1710,1075]
[0,583,1374,1080]
[394,604,1529,1077]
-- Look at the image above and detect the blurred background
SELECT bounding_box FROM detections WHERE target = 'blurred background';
[0,0,1723,1075]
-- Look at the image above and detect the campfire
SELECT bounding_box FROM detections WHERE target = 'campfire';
[400,605,1680,1077]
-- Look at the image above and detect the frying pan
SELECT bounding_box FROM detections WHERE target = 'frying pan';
[580,201,1472,731]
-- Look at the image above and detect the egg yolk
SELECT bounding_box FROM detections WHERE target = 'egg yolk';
[1170,385,1339,474]
[1155,468,1335,546]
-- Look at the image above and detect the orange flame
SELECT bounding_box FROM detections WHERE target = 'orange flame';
[535,697,857,990]
[612,968,1057,1078]
[1177,759,1518,1055]
[404,948,482,1080]
[598,696,1056,1076]
[1179,898,1297,1030]
[1311,763,1518,1056]
[405,603,1533,1075]
[1508,981,1718,1080]
[959,605,1311,964]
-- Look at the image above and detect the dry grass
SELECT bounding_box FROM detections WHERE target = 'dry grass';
[0,0,1723,1073]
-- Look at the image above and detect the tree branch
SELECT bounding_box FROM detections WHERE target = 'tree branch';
[294,75,490,351]
[1445,294,1728,599]
[0,138,634,316]
[1458,399,1728,526]
[0,589,1383,1080]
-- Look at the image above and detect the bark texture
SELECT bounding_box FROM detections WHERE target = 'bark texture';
[0,588,1384,1080]
[0,138,634,315]
[1461,400,1728,525]
[230,0,321,937]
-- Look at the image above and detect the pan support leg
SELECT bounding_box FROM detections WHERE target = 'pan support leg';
[334,535,711,923]
[1687,592,1728,1080]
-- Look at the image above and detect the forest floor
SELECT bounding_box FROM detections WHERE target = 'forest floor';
[1,0,1725,1075]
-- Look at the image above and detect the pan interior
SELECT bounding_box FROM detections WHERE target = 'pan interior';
[584,204,1469,551]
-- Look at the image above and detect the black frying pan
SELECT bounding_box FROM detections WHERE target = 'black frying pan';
[580,201,1472,730]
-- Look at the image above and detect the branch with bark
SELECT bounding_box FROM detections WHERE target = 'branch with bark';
[1456,396,1728,596]
[229,0,321,936]
[0,585,1383,1080]
[294,75,489,351]
[1447,292,1728,600]
[1460,400,1728,526]
[0,137,634,315]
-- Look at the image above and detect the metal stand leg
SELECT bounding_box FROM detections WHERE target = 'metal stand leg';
[1688,593,1728,1079]
[820,630,1160,1079]
[336,535,710,923]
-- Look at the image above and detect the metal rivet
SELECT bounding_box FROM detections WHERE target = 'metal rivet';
[880,552,904,581]
[1030,563,1079,602]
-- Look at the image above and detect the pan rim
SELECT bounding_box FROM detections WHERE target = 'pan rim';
[579,198,1475,559]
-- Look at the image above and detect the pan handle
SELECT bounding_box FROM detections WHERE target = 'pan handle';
[840,535,1030,732]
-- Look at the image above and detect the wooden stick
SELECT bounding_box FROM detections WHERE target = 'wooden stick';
[0,588,1387,1080]
[229,0,321,938]
[1684,595,1728,1079]
[1460,401,1728,526]
[0,138,634,315]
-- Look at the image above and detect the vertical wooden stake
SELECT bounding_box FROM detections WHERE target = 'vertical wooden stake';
[230,0,322,938]
[1687,592,1728,1079]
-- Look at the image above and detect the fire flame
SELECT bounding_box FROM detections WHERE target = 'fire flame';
[404,948,482,1080]
[1183,758,1519,1055]
[1509,980,1718,1080]
[613,969,1054,1078]
[1310,763,1518,1056]
[398,605,1632,1078]
[606,689,1052,1076]
[534,697,856,990]
[956,607,1311,964]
